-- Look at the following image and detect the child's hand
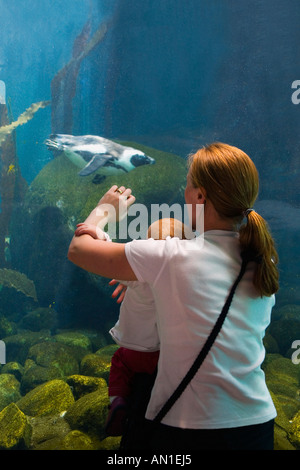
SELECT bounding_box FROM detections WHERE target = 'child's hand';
[75,223,102,239]
[109,279,127,303]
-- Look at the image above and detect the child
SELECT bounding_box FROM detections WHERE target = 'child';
[106,217,190,435]
[75,217,189,436]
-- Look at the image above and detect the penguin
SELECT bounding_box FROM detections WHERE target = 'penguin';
[45,134,155,183]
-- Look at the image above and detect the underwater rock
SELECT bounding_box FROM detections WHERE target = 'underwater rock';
[95,343,119,361]
[3,330,52,364]
[19,307,58,332]
[1,361,24,382]
[97,435,122,450]
[27,340,80,374]
[66,374,107,400]
[0,373,22,411]
[0,403,32,450]
[20,341,80,394]
[262,354,300,440]
[80,344,118,381]
[20,362,64,395]
[267,304,300,356]
[0,268,37,302]
[60,429,101,450]
[54,330,92,353]
[80,353,111,382]
[0,315,17,337]
[270,393,296,450]
[263,354,300,387]
[263,332,279,354]
[58,328,109,351]
[29,412,71,450]
[64,388,109,437]
[17,379,75,417]
[289,410,300,450]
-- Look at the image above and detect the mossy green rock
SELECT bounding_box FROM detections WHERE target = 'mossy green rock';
[64,388,109,437]
[20,362,64,394]
[1,361,24,381]
[54,331,92,353]
[19,307,58,332]
[28,340,80,375]
[61,430,101,450]
[80,353,111,381]
[0,373,22,411]
[98,436,122,450]
[95,344,119,361]
[20,341,80,393]
[66,374,107,400]
[17,379,75,417]
[268,305,300,355]
[263,354,300,384]
[0,315,17,337]
[289,410,300,449]
[80,344,119,382]
[0,403,32,450]
[3,330,52,364]
[29,413,71,450]
[24,142,187,227]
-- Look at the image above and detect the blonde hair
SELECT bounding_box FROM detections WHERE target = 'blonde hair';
[147,218,189,240]
[188,142,279,297]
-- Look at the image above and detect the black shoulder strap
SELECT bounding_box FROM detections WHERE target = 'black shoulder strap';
[153,251,253,423]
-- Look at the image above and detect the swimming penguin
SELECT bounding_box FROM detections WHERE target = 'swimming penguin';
[45,134,155,182]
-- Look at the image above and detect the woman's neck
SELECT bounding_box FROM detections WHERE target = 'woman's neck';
[203,200,235,232]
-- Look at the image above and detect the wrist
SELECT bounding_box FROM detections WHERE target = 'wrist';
[95,227,111,242]
[84,207,109,229]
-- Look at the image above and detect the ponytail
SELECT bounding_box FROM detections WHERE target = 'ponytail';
[239,210,279,297]
[189,142,279,297]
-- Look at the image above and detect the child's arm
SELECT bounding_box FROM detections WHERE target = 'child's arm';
[75,223,111,241]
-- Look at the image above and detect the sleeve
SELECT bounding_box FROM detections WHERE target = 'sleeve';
[125,238,170,284]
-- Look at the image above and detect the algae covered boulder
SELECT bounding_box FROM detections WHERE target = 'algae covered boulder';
[17,379,75,417]
[20,341,80,393]
[19,307,58,332]
[80,344,119,382]
[54,330,93,354]
[3,330,52,364]
[289,410,300,449]
[0,373,22,411]
[66,374,107,400]
[61,429,101,450]
[0,403,32,450]
[64,388,109,437]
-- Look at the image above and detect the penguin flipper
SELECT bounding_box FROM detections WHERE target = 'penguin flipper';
[79,154,111,176]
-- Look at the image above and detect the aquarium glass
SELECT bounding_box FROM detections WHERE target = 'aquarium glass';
[0,0,299,451]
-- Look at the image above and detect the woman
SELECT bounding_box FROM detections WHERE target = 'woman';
[68,142,279,450]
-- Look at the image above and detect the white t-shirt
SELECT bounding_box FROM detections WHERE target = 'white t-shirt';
[124,230,277,429]
[109,280,160,352]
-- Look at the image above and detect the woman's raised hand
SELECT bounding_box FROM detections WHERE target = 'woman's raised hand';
[96,185,136,221]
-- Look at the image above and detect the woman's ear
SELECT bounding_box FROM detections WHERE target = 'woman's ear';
[197,187,207,203]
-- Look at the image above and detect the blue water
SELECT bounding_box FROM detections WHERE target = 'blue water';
[0,0,299,450]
